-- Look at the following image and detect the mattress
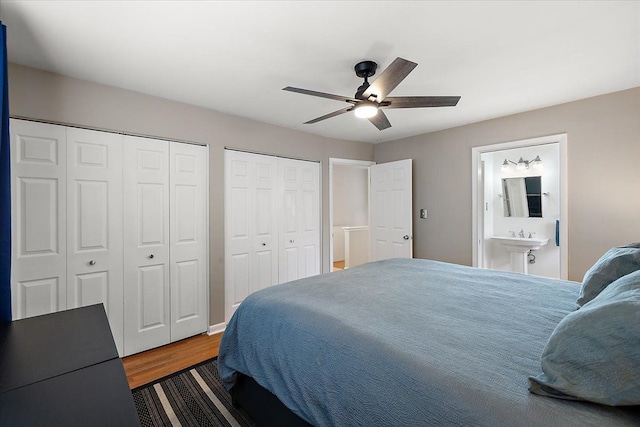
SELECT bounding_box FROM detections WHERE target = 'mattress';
[218,258,640,426]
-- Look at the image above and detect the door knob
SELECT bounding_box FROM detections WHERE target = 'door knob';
[289,239,295,243]
[403,235,410,240]
[88,260,96,266]
[148,254,154,259]
[262,243,266,246]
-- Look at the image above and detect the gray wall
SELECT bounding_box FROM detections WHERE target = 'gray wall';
[375,86,640,281]
[10,61,640,319]
[8,63,374,326]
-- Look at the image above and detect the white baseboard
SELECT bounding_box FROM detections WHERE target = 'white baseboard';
[208,322,226,336]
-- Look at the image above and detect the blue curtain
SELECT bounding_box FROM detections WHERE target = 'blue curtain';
[0,21,11,322]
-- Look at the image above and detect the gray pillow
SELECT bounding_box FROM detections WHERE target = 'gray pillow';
[529,269,640,405]
[577,243,640,307]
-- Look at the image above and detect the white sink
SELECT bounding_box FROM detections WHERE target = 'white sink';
[491,236,549,251]
[491,236,549,274]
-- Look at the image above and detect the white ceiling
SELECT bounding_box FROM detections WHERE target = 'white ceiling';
[2,1,639,144]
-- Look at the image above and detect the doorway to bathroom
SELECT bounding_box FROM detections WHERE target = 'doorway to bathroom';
[471,134,568,279]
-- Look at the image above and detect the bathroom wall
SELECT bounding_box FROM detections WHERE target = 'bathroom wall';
[485,144,560,278]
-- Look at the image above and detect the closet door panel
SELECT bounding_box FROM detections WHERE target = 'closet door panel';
[250,154,279,293]
[281,247,299,284]
[226,155,251,320]
[224,150,278,322]
[279,161,300,284]
[66,128,124,354]
[300,162,320,278]
[123,136,170,356]
[170,142,208,341]
[138,264,167,328]
[10,120,67,319]
[303,245,318,277]
[72,272,108,306]
[229,253,250,304]
[14,278,60,319]
[278,159,320,284]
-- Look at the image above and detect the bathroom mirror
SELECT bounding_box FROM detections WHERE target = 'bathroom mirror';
[502,177,542,218]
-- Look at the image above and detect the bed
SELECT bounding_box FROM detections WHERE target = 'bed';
[218,258,640,426]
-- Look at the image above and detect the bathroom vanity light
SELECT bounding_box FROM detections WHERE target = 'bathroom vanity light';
[502,155,542,171]
[501,159,514,171]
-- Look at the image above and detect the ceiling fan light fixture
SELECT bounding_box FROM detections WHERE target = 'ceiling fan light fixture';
[354,102,378,119]
[284,57,460,131]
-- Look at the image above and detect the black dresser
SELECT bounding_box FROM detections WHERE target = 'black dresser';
[0,304,140,426]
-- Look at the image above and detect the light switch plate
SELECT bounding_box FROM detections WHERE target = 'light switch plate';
[420,209,427,219]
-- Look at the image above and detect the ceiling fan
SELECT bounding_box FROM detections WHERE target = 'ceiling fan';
[283,57,460,131]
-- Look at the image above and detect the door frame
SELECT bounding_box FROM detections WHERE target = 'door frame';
[471,133,568,279]
[328,158,375,271]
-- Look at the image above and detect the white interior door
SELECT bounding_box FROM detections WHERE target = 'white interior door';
[370,159,413,260]
[279,158,320,284]
[224,150,278,322]
[66,128,124,354]
[10,119,67,319]
[169,142,208,341]
[123,135,171,355]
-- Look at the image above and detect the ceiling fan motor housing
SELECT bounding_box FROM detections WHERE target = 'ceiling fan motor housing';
[354,61,377,100]
[354,60,377,79]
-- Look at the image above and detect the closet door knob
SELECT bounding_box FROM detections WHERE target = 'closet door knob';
[88,260,96,266]
[262,243,266,246]
[148,254,154,259]
[289,239,295,244]
[403,235,410,240]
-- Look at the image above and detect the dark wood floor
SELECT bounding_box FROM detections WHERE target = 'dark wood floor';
[122,332,222,389]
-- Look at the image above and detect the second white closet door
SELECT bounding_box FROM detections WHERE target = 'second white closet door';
[224,150,320,322]
[123,136,171,355]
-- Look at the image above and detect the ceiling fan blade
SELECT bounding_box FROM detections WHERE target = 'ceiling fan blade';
[368,110,392,131]
[362,57,417,101]
[304,106,354,124]
[382,96,461,109]
[283,86,357,103]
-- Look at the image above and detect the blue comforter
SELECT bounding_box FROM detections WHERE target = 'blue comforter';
[218,258,640,426]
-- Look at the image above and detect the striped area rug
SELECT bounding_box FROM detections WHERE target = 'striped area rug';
[132,358,255,427]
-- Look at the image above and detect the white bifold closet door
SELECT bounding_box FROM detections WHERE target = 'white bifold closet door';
[224,150,320,322]
[11,119,208,357]
[278,158,320,284]
[10,120,68,318]
[123,136,208,355]
[123,136,171,355]
[66,128,124,355]
[10,121,125,353]
[169,142,208,342]
[225,150,279,322]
